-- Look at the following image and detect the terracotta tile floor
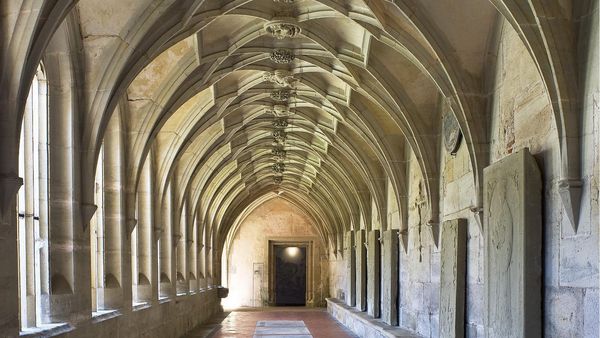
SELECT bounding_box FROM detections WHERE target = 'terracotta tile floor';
[183,307,357,338]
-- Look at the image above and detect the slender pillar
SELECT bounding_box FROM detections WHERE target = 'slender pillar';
[134,157,153,302]
[176,202,188,294]
[188,206,198,292]
[159,181,175,298]
[199,222,207,290]
[102,112,128,310]
[149,159,159,303]
[207,232,214,287]
[367,230,381,318]
[20,98,38,327]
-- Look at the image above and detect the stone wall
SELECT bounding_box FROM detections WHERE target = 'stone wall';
[22,289,220,338]
[224,198,329,308]
[397,151,441,337]
[487,16,599,337]
[327,11,600,338]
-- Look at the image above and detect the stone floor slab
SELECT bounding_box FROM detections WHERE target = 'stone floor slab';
[257,320,306,327]
[254,326,311,335]
[253,335,313,338]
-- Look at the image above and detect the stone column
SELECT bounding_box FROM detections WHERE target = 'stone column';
[199,222,207,290]
[367,230,381,318]
[0,177,21,335]
[187,203,198,292]
[381,229,399,325]
[47,72,86,323]
[102,112,128,310]
[135,157,153,302]
[207,234,214,287]
[149,164,159,304]
[344,231,356,306]
[439,218,467,338]
[159,181,175,298]
[176,203,188,294]
[20,100,38,326]
[355,229,367,311]
[484,149,542,338]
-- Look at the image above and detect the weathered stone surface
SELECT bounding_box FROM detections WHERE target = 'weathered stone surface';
[327,298,422,338]
[355,230,367,312]
[345,231,356,306]
[439,218,467,338]
[484,148,542,338]
[381,230,399,325]
[367,230,381,318]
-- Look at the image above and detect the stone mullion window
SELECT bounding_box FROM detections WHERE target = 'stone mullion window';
[17,66,50,329]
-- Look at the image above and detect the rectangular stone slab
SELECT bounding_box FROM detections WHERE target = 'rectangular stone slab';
[483,148,542,338]
[345,231,356,306]
[439,218,467,338]
[381,229,399,325]
[367,230,381,318]
[256,320,305,327]
[355,230,367,311]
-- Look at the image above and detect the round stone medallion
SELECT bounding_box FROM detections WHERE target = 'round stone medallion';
[443,113,462,155]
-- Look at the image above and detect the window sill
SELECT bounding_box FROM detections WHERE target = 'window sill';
[20,323,72,337]
[92,309,120,323]
[132,302,151,311]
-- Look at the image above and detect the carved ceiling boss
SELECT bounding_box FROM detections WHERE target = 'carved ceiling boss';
[264,20,301,39]
[263,70,298,89]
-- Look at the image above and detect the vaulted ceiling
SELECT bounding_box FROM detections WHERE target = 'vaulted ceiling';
[2,0,583,251]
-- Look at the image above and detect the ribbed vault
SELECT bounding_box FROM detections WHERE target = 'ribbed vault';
[1,0,585,267]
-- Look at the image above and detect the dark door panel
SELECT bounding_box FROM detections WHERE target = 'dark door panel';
[274,246,306,306]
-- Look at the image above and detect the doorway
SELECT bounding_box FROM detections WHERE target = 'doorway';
[273,245,307,306]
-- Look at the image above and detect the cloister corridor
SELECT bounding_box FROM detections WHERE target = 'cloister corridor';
[0,0,599,337]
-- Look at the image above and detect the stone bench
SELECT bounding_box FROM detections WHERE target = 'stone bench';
[326,298,423,338]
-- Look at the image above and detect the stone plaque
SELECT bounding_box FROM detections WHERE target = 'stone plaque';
[367,230,381,318]
[443,112,462,155]
[345,231,356,306]
[355,230,367,311]
[439,218,467,338]
[484,148,542,338]
[381,230,399,325]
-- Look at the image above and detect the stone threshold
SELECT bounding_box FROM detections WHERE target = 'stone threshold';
[326,298,422,338]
